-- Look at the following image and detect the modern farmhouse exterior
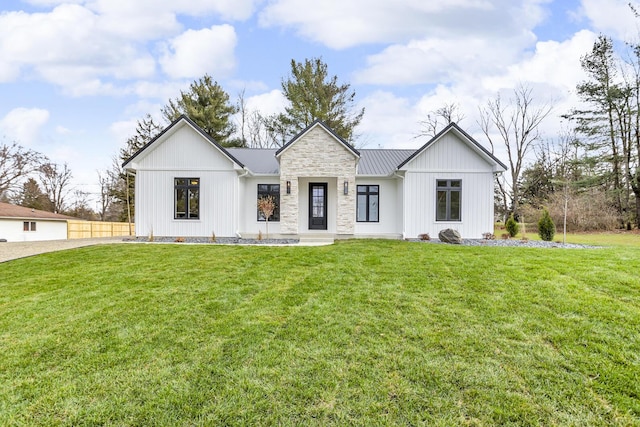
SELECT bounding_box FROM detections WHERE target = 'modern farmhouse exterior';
[122,116,506,240]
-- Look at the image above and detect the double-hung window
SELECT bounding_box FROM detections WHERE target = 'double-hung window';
[175,178,200,219]
[436,179,461,221]
[257,184,280,221]
[356,185,379,222]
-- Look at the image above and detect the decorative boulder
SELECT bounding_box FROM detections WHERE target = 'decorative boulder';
[438,228,462,244]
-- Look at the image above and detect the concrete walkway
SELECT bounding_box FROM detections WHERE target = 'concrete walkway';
[0,237,125,263]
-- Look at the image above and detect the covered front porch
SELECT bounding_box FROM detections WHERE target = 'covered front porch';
[279,176,356,238]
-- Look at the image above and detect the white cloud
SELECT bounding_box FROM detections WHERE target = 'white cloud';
[260,0,548,49]
[110,119,139,147]
[579,0,640,42]
[354,36,523,86]
[245,90,287,116]
[356,91,420,149]
[0,107,50,145]
[0,4,157,92]
[159,25,237,79]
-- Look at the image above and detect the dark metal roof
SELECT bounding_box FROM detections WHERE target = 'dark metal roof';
[357,149,415,175]
[226,148,279,174]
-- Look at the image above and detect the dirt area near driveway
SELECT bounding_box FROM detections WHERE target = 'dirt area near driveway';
[0,237,125,263]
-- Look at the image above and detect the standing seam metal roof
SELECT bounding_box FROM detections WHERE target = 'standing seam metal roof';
[226,148,415,176]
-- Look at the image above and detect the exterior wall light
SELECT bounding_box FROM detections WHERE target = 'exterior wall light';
[286,180,291,194]
[344,180,348,195]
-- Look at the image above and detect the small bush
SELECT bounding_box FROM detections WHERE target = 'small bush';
[210,231,216,242]
[418,233,430,241]
[505,214,519,237]
[538,208,556,241]
[501,233,510,240]
[482,232,495,240]
[257,230,263,241]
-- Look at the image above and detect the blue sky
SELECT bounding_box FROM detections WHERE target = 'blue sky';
[0,0,638,207]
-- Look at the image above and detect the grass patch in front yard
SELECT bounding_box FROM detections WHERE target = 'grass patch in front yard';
[1,241,639,425]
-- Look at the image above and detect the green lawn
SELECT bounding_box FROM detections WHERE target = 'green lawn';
[1,241,639,426]
[495,223,640,247]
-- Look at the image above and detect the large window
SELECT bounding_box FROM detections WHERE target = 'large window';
[436,179,461,221]
[175,178,200,219]
[257,184,280,221]
[357,185,379,222]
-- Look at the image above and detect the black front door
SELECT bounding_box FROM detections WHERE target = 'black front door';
[309,183,328,230]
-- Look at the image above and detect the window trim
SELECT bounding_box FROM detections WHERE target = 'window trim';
[174,177,200,220]
[436,179,462,222]
[356,184,380,223]
[257,184,280,222]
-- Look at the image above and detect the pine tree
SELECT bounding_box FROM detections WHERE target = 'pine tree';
[537,208,556,241]
[162,75,238,146]
[276,57,364,143]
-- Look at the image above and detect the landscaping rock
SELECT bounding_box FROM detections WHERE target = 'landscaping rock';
[438,228,462,244]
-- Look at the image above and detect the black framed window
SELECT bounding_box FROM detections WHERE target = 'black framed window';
[257,184,280,221]
[356,185,379,222]
[175,178,200,219]
[436,179,461,221]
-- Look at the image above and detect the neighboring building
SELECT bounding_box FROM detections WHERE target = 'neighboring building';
[122,116,507,240]
[0,202,75,242]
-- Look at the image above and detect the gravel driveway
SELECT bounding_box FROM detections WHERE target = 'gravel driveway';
[0,237,125,263]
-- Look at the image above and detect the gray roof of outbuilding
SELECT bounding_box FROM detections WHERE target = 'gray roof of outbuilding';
[227,147,415,176]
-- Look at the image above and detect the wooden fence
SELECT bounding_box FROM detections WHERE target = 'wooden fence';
[67,220,134,239]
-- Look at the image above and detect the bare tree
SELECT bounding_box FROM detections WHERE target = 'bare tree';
[479,84,553,217]
[97,169,117,221]
[417,102,465,138]
[0,142,45,198]
[39,162,73,214]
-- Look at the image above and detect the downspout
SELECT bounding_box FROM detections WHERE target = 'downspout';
[125,170,135,236]
[236,168,250,238]
[392,170,406,239]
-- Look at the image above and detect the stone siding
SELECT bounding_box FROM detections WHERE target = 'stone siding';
[279,126,357,235]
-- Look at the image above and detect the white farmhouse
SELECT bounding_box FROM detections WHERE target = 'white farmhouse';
[123,116,506,240]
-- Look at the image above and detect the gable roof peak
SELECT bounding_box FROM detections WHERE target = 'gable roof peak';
[396,121,507,171]
[122,115,244,169]
[275,120,360,158]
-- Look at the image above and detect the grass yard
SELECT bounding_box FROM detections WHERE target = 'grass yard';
[1,240,639,426]
[494,223,640,247]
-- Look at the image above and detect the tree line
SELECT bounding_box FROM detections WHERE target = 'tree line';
[512,29,640,232]
[0,143,94,218]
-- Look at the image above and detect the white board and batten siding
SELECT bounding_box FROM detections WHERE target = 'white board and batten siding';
[133,123,240,238]
[402,131,496,239]
[239,177,282,237]
[353,177,402,237]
